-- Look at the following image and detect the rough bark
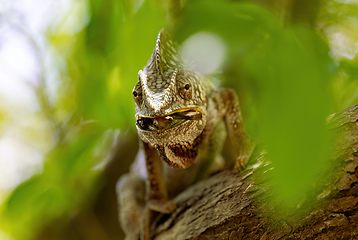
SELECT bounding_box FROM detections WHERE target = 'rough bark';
[149,103,358,240]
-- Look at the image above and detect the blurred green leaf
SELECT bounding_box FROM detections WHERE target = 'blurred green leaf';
[0,124,108,239]
[177,0,334,215]
[245,26,333,207]
[1,0,169,238]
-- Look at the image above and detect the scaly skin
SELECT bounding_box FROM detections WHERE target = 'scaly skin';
[117,29,253,240]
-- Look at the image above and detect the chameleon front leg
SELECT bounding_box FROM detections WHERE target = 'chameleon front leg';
[214,88,255,169]
[142,140,176,213]
[140,141,176,239]
[117,140,175,240]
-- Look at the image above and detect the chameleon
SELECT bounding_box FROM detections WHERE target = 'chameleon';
[117,29,253,240]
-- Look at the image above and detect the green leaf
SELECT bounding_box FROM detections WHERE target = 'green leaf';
[178,0,335,215]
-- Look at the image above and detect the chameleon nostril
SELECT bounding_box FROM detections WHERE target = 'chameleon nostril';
[184,84,190,90]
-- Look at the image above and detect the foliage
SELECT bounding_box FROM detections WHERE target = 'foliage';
[175,0,334,217]
[0,0,358,239]
[1,0,168,239]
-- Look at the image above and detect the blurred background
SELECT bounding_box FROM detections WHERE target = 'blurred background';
[0,0,357,239]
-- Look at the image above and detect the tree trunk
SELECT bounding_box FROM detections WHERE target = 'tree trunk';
[149,103,358,239]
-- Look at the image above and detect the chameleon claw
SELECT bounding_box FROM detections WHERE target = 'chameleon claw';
[148,199,176,214]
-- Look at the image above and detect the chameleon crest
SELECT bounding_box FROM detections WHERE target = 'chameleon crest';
[138,29,180,111]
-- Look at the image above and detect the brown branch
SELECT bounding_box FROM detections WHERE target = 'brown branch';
[169,0,181,21]
[150,103,358,239]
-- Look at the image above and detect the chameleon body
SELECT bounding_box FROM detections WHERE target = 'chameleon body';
[117,29,252,240]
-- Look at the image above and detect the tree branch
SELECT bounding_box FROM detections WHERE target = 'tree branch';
[150,103,358,239]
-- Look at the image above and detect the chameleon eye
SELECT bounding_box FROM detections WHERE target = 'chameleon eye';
[132,82,143,104]
[178,82,192,100]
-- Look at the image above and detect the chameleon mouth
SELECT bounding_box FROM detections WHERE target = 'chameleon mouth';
[136,109,202,132]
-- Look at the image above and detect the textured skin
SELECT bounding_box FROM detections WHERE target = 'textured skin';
[117,29,253,240]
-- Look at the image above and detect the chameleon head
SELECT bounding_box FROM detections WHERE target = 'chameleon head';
[132,29,208,152]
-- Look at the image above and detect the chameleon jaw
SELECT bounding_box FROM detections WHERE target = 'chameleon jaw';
[136,108,203,133]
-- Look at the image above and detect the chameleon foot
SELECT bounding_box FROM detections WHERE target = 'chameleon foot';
[148,199,176,213]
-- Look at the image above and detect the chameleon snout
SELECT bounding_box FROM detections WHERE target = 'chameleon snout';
[136,110,203,132]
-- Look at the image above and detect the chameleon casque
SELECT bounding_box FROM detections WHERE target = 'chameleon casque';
[117,29,253,240]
